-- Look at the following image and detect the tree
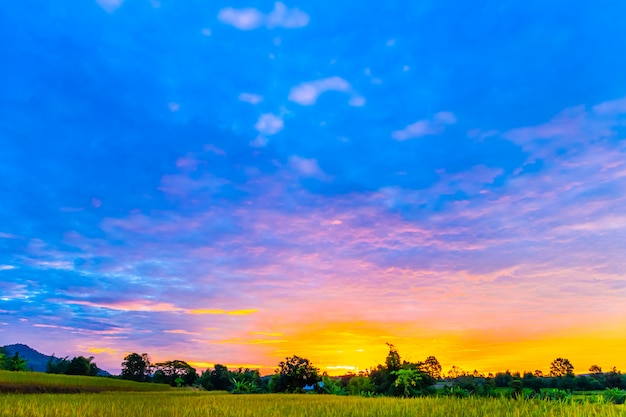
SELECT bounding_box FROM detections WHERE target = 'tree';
[152,360,197,386]
[385,343,401,372]
[6,352,28,372]
[66,356,98,376]
[346,375,375,396]
[549,358,574,377]
[46,356,70,374]
[391,369,422,398]
[422,356,442,380]
[199,364,233,391]
[274,355,319,393]
[121,353,151,382]
[589,365,603,375]
[447,366,465,379]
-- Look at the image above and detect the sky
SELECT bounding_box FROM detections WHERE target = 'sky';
[1,0,626,376]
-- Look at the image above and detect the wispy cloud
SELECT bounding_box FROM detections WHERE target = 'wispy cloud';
[289,77,352,106]
[392,112,457,140]
[218,2,309,31]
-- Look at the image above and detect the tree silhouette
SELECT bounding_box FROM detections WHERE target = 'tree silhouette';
[274,355,319,393]
[121,353,151,382]
[549,358,574,377]
[422,356,442,380]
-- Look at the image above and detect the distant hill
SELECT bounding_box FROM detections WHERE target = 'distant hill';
[2,344,111,376]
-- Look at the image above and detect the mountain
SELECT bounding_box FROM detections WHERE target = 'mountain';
[1,344,111,376]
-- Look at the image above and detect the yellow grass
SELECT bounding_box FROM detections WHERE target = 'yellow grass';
[0,371,171,393]
[1,392,624,417]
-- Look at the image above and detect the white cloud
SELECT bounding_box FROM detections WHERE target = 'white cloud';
[289,156,328,179]
[239,93,263,105]
[218,7,264,30]
[0,265,15,271]
[96,0,124,12]
[255,114,284,135]
[288,77,351,106]
[218,2,309,31]
[392,111,457,141]
[266,2,309,28]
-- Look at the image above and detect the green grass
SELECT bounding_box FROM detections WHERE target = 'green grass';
[1,392,624,417]
[0,371,172,393]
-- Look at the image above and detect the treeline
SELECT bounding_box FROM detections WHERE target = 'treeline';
[118,344,626,403]
[45,355,100,377]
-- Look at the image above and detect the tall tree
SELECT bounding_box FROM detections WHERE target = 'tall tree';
[549,358,574,377]
[385,343,401,372]
[121,353,151,382]
[421,356,442,380]
[274,355,319,393]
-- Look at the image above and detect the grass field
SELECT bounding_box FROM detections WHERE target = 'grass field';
[1,391,625,417]
[0,371,172,393]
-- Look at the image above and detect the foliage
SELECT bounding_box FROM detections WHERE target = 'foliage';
[274,355,319,393]
[549,358,574,377]
[66,356,98,376]
[346,376,375,396]
[589,365,602,375]
[603,388,626,404]
[121,353,151,382]
[539,388,572,402]
[421,356,442,381]
[152,360,197,387]
[46,356,70,374]
[391,369,422,398]
[4,352,28,372]
[508,378,523,399]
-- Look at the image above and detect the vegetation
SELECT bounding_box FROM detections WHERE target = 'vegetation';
[0,370,171,393]
[1,391,625,417]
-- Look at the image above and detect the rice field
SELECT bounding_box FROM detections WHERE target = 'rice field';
[0,370,171,393]
[1,391,625,417]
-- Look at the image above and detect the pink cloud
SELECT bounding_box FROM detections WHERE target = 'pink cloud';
[392,111,457,140]
[289,77,352,106]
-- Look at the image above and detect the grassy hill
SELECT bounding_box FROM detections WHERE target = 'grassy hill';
[0,370,172,393]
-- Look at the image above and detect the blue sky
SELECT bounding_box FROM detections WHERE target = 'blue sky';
[1,0,626,374]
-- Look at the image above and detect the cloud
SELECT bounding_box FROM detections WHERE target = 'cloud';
[239,93,263,105]
[289,77,352,106]
[254,113,284,135]
[0,265,16,271]
[96,0,124,12]
[392,112,457,140]
[217,7,264,30]
[265,2,310,28]
[218,2,309,31]
[288,156,328,179]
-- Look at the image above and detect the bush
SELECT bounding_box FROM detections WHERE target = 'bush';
[539,389,571,402]
[603,388,626,404]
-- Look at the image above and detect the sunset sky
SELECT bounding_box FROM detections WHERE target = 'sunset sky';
[1,0,626,376]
